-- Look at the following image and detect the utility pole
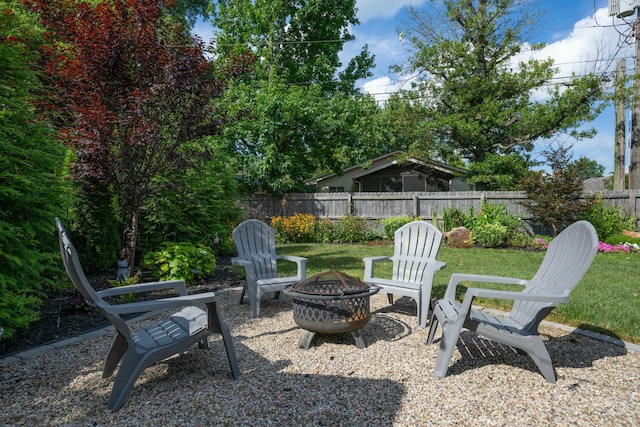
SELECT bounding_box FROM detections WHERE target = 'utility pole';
[615,59,626,190]
[632,17,640,189]
[609,0,640,188]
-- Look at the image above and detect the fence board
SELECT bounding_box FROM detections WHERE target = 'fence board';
[241,191,640,226]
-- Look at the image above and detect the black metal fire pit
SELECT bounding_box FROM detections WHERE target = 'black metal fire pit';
[284,270,379,349]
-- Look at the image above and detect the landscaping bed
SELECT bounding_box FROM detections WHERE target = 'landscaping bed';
[0,257,242,357]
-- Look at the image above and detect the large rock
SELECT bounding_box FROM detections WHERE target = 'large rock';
[444,226,473,248]
[622,229,640,239]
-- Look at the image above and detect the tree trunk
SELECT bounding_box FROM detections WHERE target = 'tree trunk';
[126,209,139,277]
[614,59,626,191]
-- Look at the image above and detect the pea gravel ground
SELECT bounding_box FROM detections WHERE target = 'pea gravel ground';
[1,287,639,426]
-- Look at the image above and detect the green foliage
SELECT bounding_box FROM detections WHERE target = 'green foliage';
[582,199,634,241]
[474,202,522,233]
[399,0,603,164]
[0,1,66,338]
[439,207,473,232]
[381,216,415,240]
[333,215,371,243]
[519,145,593,236]
[67,185,122,272]
[210,0,381,194]
[312,218,336,244]
[568,156,605,180]
[464,201,524,247]
[466,153,536,190]
[473,223,508,248]
[604,234,640,246]
[144,243,216,285]
[107,272,140,303]
[140,141,242,257]
[271,214,379,244]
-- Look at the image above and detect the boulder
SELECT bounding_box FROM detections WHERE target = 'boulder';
[622,229,640,239]
[444,226,473,248]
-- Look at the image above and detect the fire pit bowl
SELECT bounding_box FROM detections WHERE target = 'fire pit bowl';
[284,270,379,349]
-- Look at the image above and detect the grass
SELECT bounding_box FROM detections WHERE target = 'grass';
[275,243,640,345]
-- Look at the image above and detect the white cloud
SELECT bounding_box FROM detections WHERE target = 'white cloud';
[356,0,424,22]
[517,7,633,83]
[362,76,397,103]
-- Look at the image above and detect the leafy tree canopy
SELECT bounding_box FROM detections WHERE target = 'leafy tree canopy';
[568,156,606,180]
[209,0,382,194]
[397,0,605,164]
[466,152,537,190]
[0,0,66,337]
[27,0,252,270]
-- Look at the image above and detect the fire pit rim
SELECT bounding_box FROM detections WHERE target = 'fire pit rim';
[283,284,380,300]
[283,269,380,300]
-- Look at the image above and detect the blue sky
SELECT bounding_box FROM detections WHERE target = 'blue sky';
[194,1,637,174]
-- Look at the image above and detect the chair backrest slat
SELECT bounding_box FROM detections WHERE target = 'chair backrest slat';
[510,221,598,328]
[233,219,279,280]
[56,218,134,342]
[392,221,443,283]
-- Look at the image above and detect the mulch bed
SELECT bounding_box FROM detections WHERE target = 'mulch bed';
[0,257,243,357]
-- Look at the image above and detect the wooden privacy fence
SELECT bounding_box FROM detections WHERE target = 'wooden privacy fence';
[241,190,640,224]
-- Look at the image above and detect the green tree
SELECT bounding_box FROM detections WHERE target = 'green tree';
[399,0,604,164]
[28,0,251,272]
[519,145,594,236]
[466,152,536,190]
[568,156,606,180]
[0,1,66,338]
[140,138,243,255]
[210,0,379,193]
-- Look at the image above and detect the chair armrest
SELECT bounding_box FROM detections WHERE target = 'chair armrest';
[432,261,447,271]
[362,256,391,281]
[105,292,218,315]
[444,273,529,301]
[231,257,250,267]
[231,257,257,278]
[97,280,188,298]
[463,288,569,304]
[276,255,308,280]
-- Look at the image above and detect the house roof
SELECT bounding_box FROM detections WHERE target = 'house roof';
[307,151,466,186]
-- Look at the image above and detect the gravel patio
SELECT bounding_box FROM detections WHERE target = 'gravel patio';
[1,287,639,426]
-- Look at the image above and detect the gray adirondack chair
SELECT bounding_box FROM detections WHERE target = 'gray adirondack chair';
[427,220,599,383]
[232,219,307,318]
[363,220,446,328]
[56,218,240,410]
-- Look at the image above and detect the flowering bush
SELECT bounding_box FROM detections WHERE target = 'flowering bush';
[530,237,549,250]
[598,241,640,253]
[271,213,316,243]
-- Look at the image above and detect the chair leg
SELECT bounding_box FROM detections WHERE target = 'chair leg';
[239,286,246,305]
[523,337,556,383]
[108,352,147,411]
[418,288,432,329]
[103,333,128,378]
[218,320,241,380]
[248,286,260,318]
[433,319,463,378]
[426,316,439,345]
[206,300,241,380]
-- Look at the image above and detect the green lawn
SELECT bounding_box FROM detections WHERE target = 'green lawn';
[275,243,640,345]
